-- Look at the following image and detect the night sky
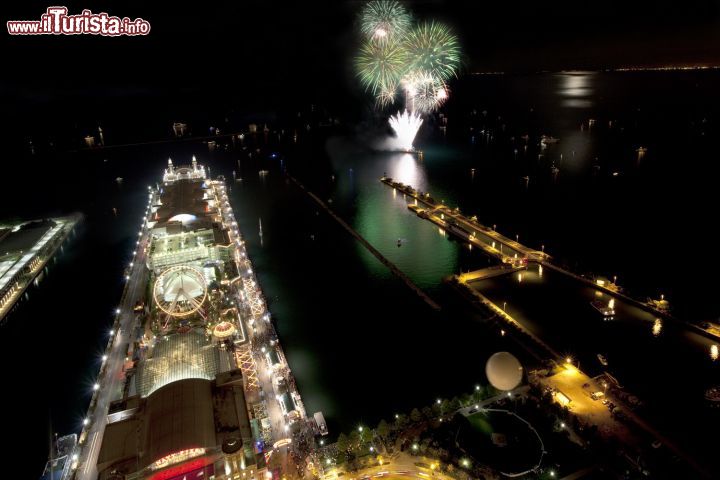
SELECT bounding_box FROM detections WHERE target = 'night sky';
[3,1,720,126]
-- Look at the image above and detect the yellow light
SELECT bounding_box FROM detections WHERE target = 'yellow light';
[652,318,662,337]
[554,392,571,406]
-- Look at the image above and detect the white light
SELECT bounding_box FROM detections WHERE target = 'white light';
[115,308,121,314]
[370,446,374,452]
[388,110,423,151]
[109,329,114,336]
[129,262,133,267]
[125,275,130,280]
[560,422,565,428]
[358,426,363,432]
[72,454,78,461]
[93,383,100,391]
[83,418,89,426]
[132,251,136,255]
[102,355,108,362]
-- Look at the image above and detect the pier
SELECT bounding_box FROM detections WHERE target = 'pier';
[287,174,441,311]
[381,177,720,341]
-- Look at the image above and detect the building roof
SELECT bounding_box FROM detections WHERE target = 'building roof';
[136,331,219,397]
[154,180,210,228]
[0,220,55,256]
[144,378,217,468]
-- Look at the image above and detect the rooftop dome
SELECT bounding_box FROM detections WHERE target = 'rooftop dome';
[485,351,523,391]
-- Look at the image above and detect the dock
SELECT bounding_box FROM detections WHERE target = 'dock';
[381,177,719,341]
[386,177,546,265]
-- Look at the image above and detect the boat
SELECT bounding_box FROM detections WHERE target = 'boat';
[540,135,560,146]
[597,354,608,366]
[591,300,615,320]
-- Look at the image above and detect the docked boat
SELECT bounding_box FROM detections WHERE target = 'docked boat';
[540,135,560,146]
[591,300,615,320]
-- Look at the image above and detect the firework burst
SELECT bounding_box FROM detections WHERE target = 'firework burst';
[360,0,412,42]
[355,38,408,97]
[388,110,423,151]
[403,21,460,81]
[403,71,450,114]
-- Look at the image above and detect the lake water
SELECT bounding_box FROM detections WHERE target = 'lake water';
[3,70,720,475]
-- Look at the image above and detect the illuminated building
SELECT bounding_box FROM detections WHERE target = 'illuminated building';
[95,161,265,480]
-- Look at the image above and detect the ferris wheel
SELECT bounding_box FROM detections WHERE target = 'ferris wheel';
[153,265,207,328]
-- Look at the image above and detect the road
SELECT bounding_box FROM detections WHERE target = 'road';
[75,206,152,480]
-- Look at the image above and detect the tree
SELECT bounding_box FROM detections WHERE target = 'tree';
[395,413,409,429]
[336,433,349,455]
[410,408,422,423]
[377,419,390,441]
[422,406,434,420]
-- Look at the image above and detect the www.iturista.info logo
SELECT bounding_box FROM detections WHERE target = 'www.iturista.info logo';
[7,6,150,36]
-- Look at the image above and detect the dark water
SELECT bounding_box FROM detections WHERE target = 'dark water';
[3,70,720,475]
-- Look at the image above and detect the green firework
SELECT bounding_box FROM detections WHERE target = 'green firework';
[403,21,460,81]
[360,0,412,41]
[355,38,408,96]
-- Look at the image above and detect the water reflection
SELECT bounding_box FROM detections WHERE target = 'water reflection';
[652,318,663,337]
[557,72,595,108]
[390,153,424,188]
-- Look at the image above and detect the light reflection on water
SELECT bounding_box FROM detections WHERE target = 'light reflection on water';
[557,72,595,108]
[390,152,425,190]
